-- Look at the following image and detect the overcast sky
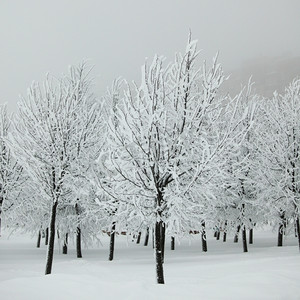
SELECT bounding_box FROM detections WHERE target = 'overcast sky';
[1,0,300,110]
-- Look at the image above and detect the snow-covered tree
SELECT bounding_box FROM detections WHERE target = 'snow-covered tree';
[254,78,300,249]
[58,64,104,258]
[99,37,249,284]
[0,104,23,235]
[9,64,101,274]
[212,82,259,252]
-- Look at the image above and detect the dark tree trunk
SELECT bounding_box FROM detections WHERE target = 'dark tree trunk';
[62,233,68,254]
[152,228,155,249]
[242,226,248,253]
[37,230,41,248]
[214,230,217,238]
[45,227,49,245]
[249,228,253,244]
[201,221,207,252]
[45,202,58,275]
[75,203,82,258]
[144,227,149,246]
[277,213,286,247]
[234,225,241,243]
[136,232,141,244]
[223,231,227,242]
[0,197,3,236]
[277,224,284,246]
[223,221,228,242]
[216,230,220,240]
[171,236,175,250]
[109,222,116,261]
[296,218,300,252]
[76,227,82,258]
[161,224,166,263]
[155,221,165,284]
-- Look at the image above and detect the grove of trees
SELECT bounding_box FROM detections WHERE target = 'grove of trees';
[1,38,300,284]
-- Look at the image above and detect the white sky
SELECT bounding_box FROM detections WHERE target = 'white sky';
[1,0,300,110]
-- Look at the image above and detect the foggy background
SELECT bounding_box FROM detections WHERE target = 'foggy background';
[1,0,300,111]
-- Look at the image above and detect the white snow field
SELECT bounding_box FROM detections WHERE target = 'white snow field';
[1,228,300,300]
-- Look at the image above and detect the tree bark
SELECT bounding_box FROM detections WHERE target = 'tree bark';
[109,222,116,261]
[45,227,49,245]
[152,228,155,249]
[223,231,227,242]
[136,232,141,244]
[296,217,300,252]
[161,224,166,263]
[155,221,165,284]
[76,226,82,258]
[277,224,284,247]
[201,221,207,252]
[144,227,149,246]
[37,230,41,248]
[277,213,286,247]
[62,233,68,254]
[75,203,82,258]
[171,236,175,250]
[234,225,240,243]
[216,230,220,240]
[223,221,227,242]
[242,225,248,253]
[45,202,58,275]
[249,228,253,244]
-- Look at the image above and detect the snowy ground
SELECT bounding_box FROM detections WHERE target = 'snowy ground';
[1,228,300,300]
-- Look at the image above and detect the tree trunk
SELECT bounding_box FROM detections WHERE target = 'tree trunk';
[62,233,68,254]
[234,225,240,243]
[216,230,220,240]
[171,236,175,250]
[161,223,166,263]
[242,225,248,253]
[76,226,82,258]
[37,230,41,248]
[155,221,165,284]
[249,228,253,244]
[223,231,227,242]
[277,223,284,246]
[223,221,228,242]
[45,227,49,245]
[136,232,141,244]
[45,202,58,275]
[144,227,149,246]
[75,203,82,258]
[201,221,207,252]
[109,222,116,261]
[152,228,155,249]
[277,213,286,247]
[296,217,300,252]
[214,230,217,238]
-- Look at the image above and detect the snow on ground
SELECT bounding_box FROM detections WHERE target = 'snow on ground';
[0,228,300,300]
